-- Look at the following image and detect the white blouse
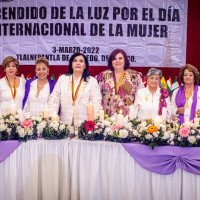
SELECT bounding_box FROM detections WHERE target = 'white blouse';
[133,86,171,120]
[171,86,200,119]
[0,77,25,115]
[23,79,50,117]
[48,74,102,123]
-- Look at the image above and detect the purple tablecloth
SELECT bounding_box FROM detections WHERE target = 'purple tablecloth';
[122,143,200,175]
[0,141,22,163]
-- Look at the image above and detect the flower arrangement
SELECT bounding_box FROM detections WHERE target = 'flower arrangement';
[78,119,105,140]
[131,118,180,149]
[0,112,71,142]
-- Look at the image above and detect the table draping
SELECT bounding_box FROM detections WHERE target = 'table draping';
[1,139,200,200]
[0,141,21,163]
[122,143,200,175]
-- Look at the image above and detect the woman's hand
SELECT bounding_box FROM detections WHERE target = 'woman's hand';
[176,106,185,115]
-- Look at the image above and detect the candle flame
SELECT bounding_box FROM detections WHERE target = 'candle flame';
[101,106,103,110]
[119,109,122,114]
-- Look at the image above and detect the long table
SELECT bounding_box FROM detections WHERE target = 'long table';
[1,138,200,200]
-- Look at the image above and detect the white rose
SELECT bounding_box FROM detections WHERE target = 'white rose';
[188,136,196,144]
[162,132,170,140]
[50,121,59,130]
[0,124,7,131]
[178,137,181,141]
[145,134,152,140]
[133,129,138,136]
[35,116,42,123]
[104,120,111,126]
[18,128,26,137]
[196,135,200,139]
[119,129,129,138]
[6,128,12,134]
[59,124,65,131]
[170,141,174,145]
[169,133,175,141]
[88,131,92,135]
[104,127,112,136]
[153,132,158,138]
[26,127,33,136]
[191,130,195,134]
[160,124,166,132]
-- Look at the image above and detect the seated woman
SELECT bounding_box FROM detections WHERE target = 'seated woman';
[0,56,25,115]
[96,49,143,117]
[23,57,56,116]
[133,68,171,120]
[48,53,102,123]
[171,64,200,124]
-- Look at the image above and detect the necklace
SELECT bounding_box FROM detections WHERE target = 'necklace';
[184,86,194,108]
[114,70,125,99]
[72,76,82,106]
[5,76,17,99]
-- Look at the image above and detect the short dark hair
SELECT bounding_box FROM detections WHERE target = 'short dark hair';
[108,49,130,71]
[2,56,19,71]
[65,53,90,81]
[179,64,199,84]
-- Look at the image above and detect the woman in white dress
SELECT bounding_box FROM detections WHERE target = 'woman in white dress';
[133,68,171,120]
[48,53,102,123]
[23,57,56,117]
[0,56,25,115]
[171,64,200,124]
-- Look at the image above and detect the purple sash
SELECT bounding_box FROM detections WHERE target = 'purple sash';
[175,85,198,124]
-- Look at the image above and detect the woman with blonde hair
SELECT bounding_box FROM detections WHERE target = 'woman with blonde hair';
[23,57,56,116]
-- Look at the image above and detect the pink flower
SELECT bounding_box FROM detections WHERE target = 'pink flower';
[112,125,122,130]
[179,127,190,137]
[21,120,33,128]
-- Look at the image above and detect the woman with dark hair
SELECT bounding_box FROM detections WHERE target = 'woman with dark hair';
[0,56,25,114]
[96,49,143,117]
[48,53,101,123]
[23,57,56,116]
[171,64,200,124]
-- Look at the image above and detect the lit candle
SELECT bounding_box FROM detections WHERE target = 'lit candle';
[99,106,104,121]
[43,104,49,119]
[194,114,199,126]
[162,107,167,121]
[10,100,16,115]
[51,112,59,121]
[154,116,161,128]
[184,117,191,128]
[87,101,95,121]
[129,105,135,120]
[117,110,124,126]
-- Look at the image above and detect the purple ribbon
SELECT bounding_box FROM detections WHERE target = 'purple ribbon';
[122,142,200,175]
[175,85,198,124]
[0,141,22,163]
[158,88,169,115]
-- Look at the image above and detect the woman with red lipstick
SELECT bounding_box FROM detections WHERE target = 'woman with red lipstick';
[96,49,143,117]
[171,64,200,124]
[0,56,25,114]
[23,57,56,117]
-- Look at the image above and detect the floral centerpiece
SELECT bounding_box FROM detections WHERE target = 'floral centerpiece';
[131,118,180,149]
[78,118,105,140]
[103,116,133,143]
[32,113,70,140]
